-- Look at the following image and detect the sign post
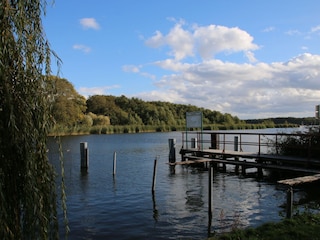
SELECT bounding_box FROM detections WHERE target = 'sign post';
[186,112,203,150]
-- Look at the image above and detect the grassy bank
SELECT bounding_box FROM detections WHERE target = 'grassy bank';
[209,212,320,240]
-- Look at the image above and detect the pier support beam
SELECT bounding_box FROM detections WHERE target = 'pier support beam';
[242,160,246,176]
[234,136,239,174]
[286,186,293,218]
[208,164,213,219]
[168,138,176,163]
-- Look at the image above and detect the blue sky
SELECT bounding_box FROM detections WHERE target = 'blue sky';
[43,0,320,119]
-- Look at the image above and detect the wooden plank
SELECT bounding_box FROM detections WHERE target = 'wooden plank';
[278,174,320,186]
[170,155,320,174]
[168,158,210,166]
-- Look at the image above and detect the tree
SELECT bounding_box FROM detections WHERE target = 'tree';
[50,76,86,126]
[0,1,65,239]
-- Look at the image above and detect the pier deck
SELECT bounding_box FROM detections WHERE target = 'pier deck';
[173,131,320,175]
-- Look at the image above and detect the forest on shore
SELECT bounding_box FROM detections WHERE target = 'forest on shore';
[50,76,315,135]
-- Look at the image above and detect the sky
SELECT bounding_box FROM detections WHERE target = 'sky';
[43,0,320,120]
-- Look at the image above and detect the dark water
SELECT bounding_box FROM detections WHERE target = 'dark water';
[47,128,319,239]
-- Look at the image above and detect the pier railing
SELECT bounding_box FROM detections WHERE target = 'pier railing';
[182,131,317,158]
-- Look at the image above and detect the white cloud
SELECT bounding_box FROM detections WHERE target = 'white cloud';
[73,44,91,53]
[146,23,194,60]
[285,29,301,35]
[311,25,320,33]
[78,85,120,98]
[135,53,320,119]
[72,44,91,53]
[80,18,100,30]
[262,26,275,32]
[134,22,320,119]
[194,25,259,60]
[145,22,259,62]
[122,65,140,73]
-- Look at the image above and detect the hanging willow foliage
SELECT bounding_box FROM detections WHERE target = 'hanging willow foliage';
[0,0,65,239]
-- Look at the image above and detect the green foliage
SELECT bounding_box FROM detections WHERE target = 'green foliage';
[86,94,243,128]
[275,127,320,159]
[0,0,65,239]
[210,212,320,240]
[50,76,87,127]
[49,78,308,135]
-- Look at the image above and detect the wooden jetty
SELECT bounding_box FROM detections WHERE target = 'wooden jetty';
[169,131,320,218]
[171,131,320,175]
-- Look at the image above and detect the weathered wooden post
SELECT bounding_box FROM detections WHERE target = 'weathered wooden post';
[191,137,198,149]
[113,151,117,176]
[286,186,293,218]
[210,133,219,170]
[152,157,158,193]
[210,133,219,149]
[80,142,89,169]
[168,139,176,163]
[208,164,213,219]
[234,136,239,174]
[242,160,246,176]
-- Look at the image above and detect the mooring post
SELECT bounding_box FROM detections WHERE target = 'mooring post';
[234,136,239,174]
[191,138,198,149]
[168,139,176,163]
[286,186,293,218]
[152,157,158,193]
[80,142,89,169]
[208,164,213,219]
[210,133,219,149]
[113,151,117,176]
[242,160,246,176]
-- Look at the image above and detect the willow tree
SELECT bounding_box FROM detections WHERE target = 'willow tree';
[0,0,64,239]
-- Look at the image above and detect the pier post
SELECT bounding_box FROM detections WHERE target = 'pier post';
[286,186,293,218]
[210,133,219,149]
[80,142,89,169]
[152,157,158,193]
[191,138,198,149]
[208,164,213,219]
[234,136,239,174]
[113,151,117,176]
[168,139,176,163]
[242,160,246,176]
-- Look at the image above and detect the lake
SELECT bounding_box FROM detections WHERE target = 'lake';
[47,128,319,239]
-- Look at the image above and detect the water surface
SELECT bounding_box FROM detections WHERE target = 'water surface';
[48,128,318,239]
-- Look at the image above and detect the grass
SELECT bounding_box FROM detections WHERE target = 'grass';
[209,212,320,240]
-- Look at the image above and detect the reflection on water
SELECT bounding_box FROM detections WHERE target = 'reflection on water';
[47,129,320,239]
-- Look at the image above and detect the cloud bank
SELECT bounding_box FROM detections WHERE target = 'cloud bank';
[130,22,320,119]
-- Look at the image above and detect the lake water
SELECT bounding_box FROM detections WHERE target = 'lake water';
[47,128,319,239]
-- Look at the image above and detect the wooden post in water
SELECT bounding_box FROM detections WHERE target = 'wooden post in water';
[80,142,89,169]
[242,160,246,176]
[286,186,293,218]
[168,139,176,163]
[208,164,213,219]
[113,151,117,176]
[152,157,158,193]
[234,136,239,174]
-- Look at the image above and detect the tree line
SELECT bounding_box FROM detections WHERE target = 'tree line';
[50,76,303,135]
